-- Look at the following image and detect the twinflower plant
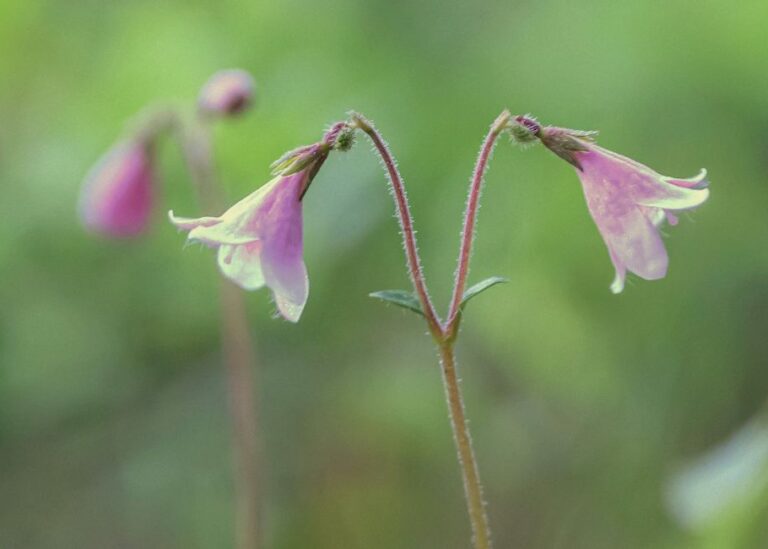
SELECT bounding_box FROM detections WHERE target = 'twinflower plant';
[85,82,710,548]
[166,107,710,549]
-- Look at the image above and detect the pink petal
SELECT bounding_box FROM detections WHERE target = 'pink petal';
[608,249,627,294]
[602,207,669,282]
[576,152,669,285]
[217,242,266,290]
[167,211,221,230]
[582,146,709,212]
[167,177,284,247]
[262,249,309,323]
[258,174,308,322]
[635,184,709,211]
[664,169,709,189]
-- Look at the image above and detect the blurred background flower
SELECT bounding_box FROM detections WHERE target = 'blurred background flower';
[79,139,157,237]
[1,1,767,548]
[198,69,255,118]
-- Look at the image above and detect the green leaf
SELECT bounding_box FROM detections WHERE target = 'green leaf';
[460,276,509,309]
[369,290,424,316]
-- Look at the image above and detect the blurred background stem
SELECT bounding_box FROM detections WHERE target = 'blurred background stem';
[219,278,261,549]
[177,116,262,549]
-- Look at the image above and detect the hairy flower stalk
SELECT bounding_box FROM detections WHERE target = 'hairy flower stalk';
[447,110,511,330]
[351,112,496,549]
[350,114,442,336]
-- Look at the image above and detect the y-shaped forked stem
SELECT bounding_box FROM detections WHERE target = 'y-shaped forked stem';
[352,111,511,549]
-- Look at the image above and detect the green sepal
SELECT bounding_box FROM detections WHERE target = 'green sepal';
[460,276,509,310]
[270,143,330,176]
[369,290,424,316]
[539,127,598,171]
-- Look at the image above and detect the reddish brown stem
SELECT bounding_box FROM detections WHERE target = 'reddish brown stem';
[352,113,443,338]
[446,111,511,330]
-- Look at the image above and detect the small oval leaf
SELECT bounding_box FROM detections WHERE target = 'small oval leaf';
[369,290,424,316]
[461,276,509,309]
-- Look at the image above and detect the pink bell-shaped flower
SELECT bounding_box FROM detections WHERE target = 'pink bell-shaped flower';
[169,142,331,322]
[535,122,710,293]
[79,139,155,237]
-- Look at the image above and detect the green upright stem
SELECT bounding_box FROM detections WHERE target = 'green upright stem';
[438,341,493,549]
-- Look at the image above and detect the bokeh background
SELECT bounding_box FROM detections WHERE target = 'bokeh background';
[2,0,768,547]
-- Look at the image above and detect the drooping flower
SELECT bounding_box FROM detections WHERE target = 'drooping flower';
[79,139,155,237]
[169,125,348,321]
[518,118,710,293]
[198,69,255,117]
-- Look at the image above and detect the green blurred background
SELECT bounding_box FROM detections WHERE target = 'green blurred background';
[1,0,768,547]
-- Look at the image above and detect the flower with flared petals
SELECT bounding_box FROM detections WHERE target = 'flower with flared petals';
[169,141,334,322]
[536,124,710,293]
[79,139,155,237]
[198,69,255,117]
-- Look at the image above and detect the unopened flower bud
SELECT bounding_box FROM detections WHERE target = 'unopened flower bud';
[333,126,356,151]
[79,139,155,237]
[507,115,541,144]
[198,69,255,117]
